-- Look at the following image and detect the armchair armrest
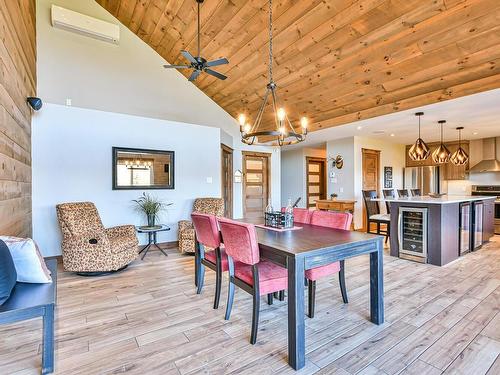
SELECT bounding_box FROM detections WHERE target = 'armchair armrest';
[178,220,193,232]
[106,225,136,239]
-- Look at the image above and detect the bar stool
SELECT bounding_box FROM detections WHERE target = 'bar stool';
[362,190,390,244]
[397,189,409,198]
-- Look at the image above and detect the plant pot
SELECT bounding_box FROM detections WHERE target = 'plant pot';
[147,214,156,227]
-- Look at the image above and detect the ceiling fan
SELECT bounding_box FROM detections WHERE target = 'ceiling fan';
[163,0,229,82]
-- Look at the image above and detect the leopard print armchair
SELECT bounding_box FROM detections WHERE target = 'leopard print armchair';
[56,202,138,272]
[178,198,224,254]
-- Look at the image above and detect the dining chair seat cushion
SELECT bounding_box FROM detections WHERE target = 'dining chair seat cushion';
[305,261,340,281]
[369,214,390,222]
[204,247,229,271]
[234,259,288,295]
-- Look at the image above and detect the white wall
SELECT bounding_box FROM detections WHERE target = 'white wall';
[32,104,222,256]
[36,0,239,139]
[281,149,306,208]
[326,136,405,229]
[34,0,281,247]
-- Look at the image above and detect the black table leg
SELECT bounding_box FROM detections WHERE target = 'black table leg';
[140,244,152,260]
[42,303,55,375]
[152,232,168,257]
[287,256,305,370]
[370,238,384,325]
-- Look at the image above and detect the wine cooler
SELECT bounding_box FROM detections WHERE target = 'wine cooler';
[398,207,428,260]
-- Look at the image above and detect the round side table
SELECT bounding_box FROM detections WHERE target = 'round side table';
[136,225,170,260]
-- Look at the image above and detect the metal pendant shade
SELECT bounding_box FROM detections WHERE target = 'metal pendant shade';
[450,127,469,166]
[409,112,431,161]
[239,0,307,147]
[431,120,451,164]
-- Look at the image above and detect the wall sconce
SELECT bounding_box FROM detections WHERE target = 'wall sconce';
[329,155,344,169]
[234,169,242,183]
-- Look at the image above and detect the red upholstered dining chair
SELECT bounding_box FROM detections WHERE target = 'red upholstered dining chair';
[218,217,288,345]
[191,213,227,309]
[305,210,352,318]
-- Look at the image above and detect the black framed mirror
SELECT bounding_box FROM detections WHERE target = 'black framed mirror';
[112,147,175,190]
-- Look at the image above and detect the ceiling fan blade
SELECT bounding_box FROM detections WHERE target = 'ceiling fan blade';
[205,58,229,67]
[181,50,197,64]
[163,64,190,69]
[204,68,227,80]
[188,70,201,82]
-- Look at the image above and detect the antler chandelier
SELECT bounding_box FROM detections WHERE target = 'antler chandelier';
[239,0,308,146]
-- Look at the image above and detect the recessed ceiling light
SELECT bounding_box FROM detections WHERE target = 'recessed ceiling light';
[390,133,395,137]
[357,126,362,130]
[473,132,478,135]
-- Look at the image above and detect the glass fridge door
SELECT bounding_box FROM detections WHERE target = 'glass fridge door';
[399,207,428,258]
[460,203,471,254]
[473,202,483,250]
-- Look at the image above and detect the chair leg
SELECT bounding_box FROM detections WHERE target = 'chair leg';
[214,264,222,309]
[196,263,205,294]
[377,222,381,235]
[308,280,316,318]
[339,260,348,304]
[385,235,389,244]
[267,293,273,305]
[225,279,235,320]
[279,290,285,301]
[250,292,260,344]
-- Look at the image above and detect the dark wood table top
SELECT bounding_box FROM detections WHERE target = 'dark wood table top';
[239,217,381,258]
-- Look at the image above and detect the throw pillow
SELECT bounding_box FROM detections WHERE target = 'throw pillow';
[0,239,17,305]
[0,236,52,283]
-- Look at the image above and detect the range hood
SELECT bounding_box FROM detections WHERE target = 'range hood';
[468,137,500,173]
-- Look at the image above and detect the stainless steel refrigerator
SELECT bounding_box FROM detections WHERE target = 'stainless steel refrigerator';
[403,166,442,195]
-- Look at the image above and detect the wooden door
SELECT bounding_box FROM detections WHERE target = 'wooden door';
[221,144,233,218]
[306,157,326,208]
[362,148,381,231]
[243,152,270,219]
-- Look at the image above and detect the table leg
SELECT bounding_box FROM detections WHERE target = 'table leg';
[370,238,384,325]
[141,244,152,260]
[287,256,305,370]
[42,304,55,375]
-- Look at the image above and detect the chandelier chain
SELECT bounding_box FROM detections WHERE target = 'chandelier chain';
[268,0,273,82]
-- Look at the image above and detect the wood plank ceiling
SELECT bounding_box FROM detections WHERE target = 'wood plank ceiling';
[96,0,500,135]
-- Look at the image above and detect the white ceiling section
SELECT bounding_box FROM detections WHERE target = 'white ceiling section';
[287,88,500,150]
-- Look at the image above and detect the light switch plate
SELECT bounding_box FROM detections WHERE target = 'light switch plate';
[206,177,213,184]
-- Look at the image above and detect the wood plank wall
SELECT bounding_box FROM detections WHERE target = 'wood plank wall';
[0,0,36,237]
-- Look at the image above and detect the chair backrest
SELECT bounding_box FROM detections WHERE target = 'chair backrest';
[410,189,421,197]
[56,202,106,239]
[382,189,395,213]
[218,218,260,265]
[397,189,409,198]
[191,213,221,249]
[362,190,380,217]
[193,198,225,217]
[310,210,352,230]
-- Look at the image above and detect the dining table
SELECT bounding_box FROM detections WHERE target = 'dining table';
[238,218,385,370]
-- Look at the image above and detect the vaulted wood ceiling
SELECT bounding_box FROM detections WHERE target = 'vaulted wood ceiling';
[96,0,500,134]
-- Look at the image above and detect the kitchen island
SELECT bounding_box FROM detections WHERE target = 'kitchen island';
[373,195,495,266]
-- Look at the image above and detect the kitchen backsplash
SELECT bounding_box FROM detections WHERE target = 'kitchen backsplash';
[446,172,500,195]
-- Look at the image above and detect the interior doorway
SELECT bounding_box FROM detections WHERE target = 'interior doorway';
[242,151,271,219]
[221,144,233,218]
[306,157,327,208]
[362,148,380,231]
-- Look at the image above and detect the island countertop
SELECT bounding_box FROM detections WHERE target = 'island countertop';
[372,195,496,204]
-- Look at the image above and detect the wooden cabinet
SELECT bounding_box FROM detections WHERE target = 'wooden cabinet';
[405,141,469,180]
[443,143,469,180]
[315,199,356,230]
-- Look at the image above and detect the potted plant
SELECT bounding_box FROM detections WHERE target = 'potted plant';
[132,192,172,229]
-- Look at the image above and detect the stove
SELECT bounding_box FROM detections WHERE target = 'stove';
[471,185,500,234]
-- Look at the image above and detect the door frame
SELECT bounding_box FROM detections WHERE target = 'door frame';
[221,144,233,218]
[305,157,327,208]
[242,151,271,218]
[362,148,381,231]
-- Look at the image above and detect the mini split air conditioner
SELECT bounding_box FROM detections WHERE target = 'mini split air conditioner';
[51,5,120,44]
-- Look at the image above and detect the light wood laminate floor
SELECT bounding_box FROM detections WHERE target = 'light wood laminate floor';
[1,238,499,375]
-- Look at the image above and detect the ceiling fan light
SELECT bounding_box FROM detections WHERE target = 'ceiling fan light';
[409,138,431,161]
[432,143,451,164]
